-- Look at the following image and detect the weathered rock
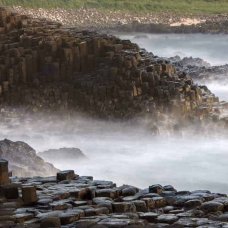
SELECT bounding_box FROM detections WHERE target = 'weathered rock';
[1,184,19,199]
[22,186,38,205]
[0,159,10,185]
[139,212,158,223]
[200,201,224,213]
[149,185,163,194]
[57,170,78,182]
[0,139,59,177]
[59,211,80,225]
[112,202,137,213]
[0,7,220,126]
[40,217,61,228]
[156,214,179,224]
[96,189,117,199]
[184,199,202,208]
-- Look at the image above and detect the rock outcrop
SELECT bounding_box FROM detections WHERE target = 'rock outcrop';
[169,56,228,84]
[0,160,228,227]
[0,7,220,123]
[38,148,87,164]
[0,139,59,177]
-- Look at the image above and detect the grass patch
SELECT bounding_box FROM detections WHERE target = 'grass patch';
[0,0,228,14]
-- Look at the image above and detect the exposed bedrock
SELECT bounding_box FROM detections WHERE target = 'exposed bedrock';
[0,7,222,124]
[0,139,59,177]
[0,160,228,227]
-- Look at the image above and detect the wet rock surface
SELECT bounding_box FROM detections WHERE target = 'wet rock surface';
[0,160,228,227]
[169,56,228,85]
[0,139,59,177]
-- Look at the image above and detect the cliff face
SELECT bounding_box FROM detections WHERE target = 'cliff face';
[0,139,59,177]
[0,7,220,121]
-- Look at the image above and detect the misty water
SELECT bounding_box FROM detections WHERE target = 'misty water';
[1,33,228,194]
[1,113,228,194]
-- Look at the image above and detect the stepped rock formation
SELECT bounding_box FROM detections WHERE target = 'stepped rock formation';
[0,7,221,123]
[0,139,59,177]
[0,161,228,227]
[38,148,87,164]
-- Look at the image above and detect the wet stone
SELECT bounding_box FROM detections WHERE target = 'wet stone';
[50,199,73,210]
[0,159,10,185]
[122,187,138,197]
[96,189,117,199]
[142,198,156,209]
[73,200,88,207]
[139,212,158,223]
[149,185,163,194]
[153,197,166,208]
[2,184,19,199]
[213,213,228,222]
[112,202,137,213]
[40,217,61,228]
[200,201,224,213]
[132,200,148,212]
[57,170,77,182]
[98,218,131,227]
[22,186,38,205]
[60,211,80,225]
[163,185,176,192]
[156,214,179,224]
[13,213,34,223]
[185,199,202,208]
[174,217,211,227]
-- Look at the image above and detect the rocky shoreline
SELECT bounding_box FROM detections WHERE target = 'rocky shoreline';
[0,159,228,227]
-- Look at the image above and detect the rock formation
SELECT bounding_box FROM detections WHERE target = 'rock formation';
[0,7,220,123]
[169,56,228,84]
[0,160,228,227]
[0,139,59,177]
[38,148,87,164]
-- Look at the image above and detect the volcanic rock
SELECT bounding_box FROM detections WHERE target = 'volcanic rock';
[0,139,59,177]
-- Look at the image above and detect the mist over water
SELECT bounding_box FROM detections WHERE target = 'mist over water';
[1,114,228,193]
[1,33,228,194]
[203,82,228,101]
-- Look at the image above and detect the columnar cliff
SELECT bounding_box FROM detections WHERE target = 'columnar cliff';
[0,7,220,121]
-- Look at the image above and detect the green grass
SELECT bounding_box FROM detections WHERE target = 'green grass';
[0,0,228,14]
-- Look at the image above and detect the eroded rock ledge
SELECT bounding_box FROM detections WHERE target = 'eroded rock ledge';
[0,160,228,227]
